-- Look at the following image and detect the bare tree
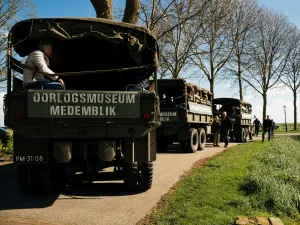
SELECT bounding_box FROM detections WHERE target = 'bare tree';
[90,0,114,20]
[0,0,36,90]
[225,0,260,100]
[137,0,211,79]
[189,0,235,99]
[150,1,200,78]
[242,8,294,120]
[90,0,141,24]
[280,27,300,130]
[123,0,140,24]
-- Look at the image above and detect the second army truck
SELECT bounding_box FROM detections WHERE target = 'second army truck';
[150,79,213,153]
[4,18,160,194]
[212,98,255,142]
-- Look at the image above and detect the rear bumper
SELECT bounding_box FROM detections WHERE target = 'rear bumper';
[8,122,160,139]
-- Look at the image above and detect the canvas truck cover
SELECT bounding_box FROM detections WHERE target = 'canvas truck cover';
[9,18,159,90]
[212,98,252,107]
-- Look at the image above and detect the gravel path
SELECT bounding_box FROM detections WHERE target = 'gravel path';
[0,142,240,225]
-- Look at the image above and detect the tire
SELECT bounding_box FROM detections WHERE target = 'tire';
[249,130,253,140]
[17,164,33,194]
[138,162,153,191]
[244,128,248,142]
[18,164,57,194]
[31,165,54,194]
[187,128,198,153]
[241,128,245,143]
[123,162,138,191]
[197,128,206,150]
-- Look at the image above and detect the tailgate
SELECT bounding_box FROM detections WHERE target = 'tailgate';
[160,109,179,122]
[27,90,140,119]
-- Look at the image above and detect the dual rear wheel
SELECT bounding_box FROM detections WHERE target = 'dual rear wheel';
[181,128,206,153]
[123,162,153,192]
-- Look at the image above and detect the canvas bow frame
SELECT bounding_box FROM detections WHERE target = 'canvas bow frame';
[6,18,160,94]
[6,34,159,94]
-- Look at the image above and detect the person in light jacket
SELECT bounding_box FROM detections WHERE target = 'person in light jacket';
[22,40,65,90]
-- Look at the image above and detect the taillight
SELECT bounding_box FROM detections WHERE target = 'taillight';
[143,112,150,119]
[17,112,23,119]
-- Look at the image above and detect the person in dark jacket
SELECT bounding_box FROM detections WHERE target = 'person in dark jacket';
[253,117,261,136]
[220,111,232,148]
[262,115,273,142]
[212,116,221,147]
[271,119,275,138]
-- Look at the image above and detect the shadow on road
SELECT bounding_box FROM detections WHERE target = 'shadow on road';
[0,162,60,211]
[0,163,146,211]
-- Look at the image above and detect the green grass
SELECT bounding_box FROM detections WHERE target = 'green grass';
[147,137,300,225]
[276,123,300,132]
[0,128,13,158]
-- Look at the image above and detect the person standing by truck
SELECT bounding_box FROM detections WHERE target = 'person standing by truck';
[262,115,273,142]
[271,119,276,138]
[253,117,262,136]
[220,111,232,148]
[212,116,221,147]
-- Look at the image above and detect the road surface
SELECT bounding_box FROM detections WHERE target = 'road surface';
[0,142,241,225]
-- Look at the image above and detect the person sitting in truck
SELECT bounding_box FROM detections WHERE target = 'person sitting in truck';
[22,40,65,90]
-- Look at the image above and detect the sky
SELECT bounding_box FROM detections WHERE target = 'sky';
[0,0,299,125]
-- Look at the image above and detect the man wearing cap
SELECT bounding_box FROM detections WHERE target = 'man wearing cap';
[23,40,65,90]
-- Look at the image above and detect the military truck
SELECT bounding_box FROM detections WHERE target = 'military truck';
[212,98,255,142]
[150,79,213,153]
[4,18,160,194]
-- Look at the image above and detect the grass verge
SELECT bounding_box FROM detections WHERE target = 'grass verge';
[145,136,300,225]
[0,129,13,159]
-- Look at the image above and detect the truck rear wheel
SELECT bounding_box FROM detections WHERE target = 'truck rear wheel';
[241,128,245,143]
[17,164,57,194]
[123,162,138,191]
[186,128,198,153]
[138,162,153,191]
[244,128,248,142]
[197,128,206,150]
[17,164,33,194]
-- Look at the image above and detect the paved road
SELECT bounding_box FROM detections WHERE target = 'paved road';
[0,142,240,225]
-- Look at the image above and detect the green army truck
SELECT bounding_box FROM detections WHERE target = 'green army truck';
[212,98,255,142]
[4,18,161,194]
[150,79,213,153]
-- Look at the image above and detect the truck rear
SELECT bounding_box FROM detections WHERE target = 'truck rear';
[4,17,161,194]
[152,79,212,153]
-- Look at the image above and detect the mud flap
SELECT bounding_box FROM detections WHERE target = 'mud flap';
[123,129,157,163]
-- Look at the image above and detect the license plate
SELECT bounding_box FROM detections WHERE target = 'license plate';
[15,155,44,162]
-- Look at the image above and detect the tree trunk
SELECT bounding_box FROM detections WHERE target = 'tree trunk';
[293,90,297,131]
[210,78,214,100]
[90,0,114,20]
[238,65,243,100]
[122,0,140,24]
[262,92,267,121]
